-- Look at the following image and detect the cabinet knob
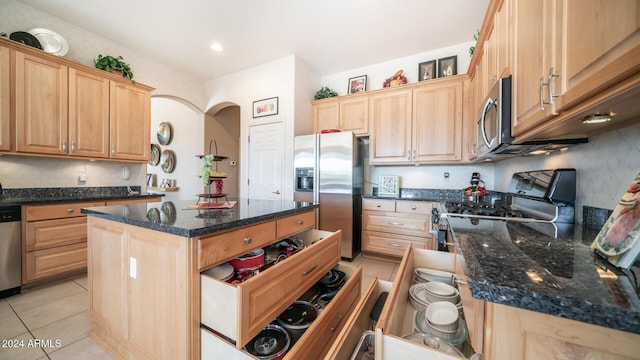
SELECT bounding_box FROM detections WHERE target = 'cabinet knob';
[376,204,381,208]
[297,220,304,225]
[243,237,252,244]
[67,208,74,213]
[302,264,317,276]
[71,141,75,153]
[62,140,67,153]
[111,146,116,156]
[411,206,417,210]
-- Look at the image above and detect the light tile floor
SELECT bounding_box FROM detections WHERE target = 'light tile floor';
[0,254,397,359]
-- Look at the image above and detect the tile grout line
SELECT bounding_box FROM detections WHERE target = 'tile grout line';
[6,301,51,359]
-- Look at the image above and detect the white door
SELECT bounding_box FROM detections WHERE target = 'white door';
[248,122,284,200]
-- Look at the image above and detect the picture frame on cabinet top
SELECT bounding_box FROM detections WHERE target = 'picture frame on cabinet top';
[348,75,367,94]
[419,60,436,81]
[438,56,457,78]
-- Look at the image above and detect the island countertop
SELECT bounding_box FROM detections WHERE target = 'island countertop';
[446,215,640,335]
[81,198,319,238]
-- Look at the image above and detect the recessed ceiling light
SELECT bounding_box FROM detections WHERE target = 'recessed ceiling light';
[210,42,223,52]
[582,112,614,124]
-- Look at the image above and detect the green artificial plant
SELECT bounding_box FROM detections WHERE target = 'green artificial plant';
[94,54,135,83]
[314,86,338,100]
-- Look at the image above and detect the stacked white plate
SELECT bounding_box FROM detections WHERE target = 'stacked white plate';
[414,268,455,284]
[408,283,462,311]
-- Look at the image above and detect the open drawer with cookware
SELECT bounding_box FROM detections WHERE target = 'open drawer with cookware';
[201,262,362,360]
[373,247,481,359]
[201,228,348,350]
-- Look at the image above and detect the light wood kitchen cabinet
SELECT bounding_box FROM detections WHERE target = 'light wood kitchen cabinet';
[68,68,110,158]
[412,77,464,162]
[0,44,10,151]
[362,199,435,257]
[23,201,104,284]
[313,95,369,135]
[511,0,640,139]
[484,302,640,359]
[109,81,151,161]
[15,50,69,155]
[2,37,153,162]
[369,89,413,163]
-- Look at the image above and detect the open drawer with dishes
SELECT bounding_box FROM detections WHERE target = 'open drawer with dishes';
[201,262,362,360]
[200,228,362,359]
[377,247,482,359]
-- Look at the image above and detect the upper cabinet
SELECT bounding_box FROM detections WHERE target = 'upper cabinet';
[313,94,368,136]
[370,76,465,164]
[0,44,11,151]
[2,38,154,162]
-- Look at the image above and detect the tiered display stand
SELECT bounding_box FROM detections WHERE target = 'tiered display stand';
[196,140,233,209]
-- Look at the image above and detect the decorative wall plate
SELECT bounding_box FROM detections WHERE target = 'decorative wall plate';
[160,149,176,173]
[157,122,173,145]
[149,144,161,166]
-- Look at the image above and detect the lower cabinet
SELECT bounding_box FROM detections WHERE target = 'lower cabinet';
[362,199,435,257]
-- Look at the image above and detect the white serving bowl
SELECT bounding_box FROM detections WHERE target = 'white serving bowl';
[425,301,459,332]
[423,282,460,303]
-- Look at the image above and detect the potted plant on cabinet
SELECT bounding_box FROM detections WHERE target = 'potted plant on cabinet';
[94,54,135,83]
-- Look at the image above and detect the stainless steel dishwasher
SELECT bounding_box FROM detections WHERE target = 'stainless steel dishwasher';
[0,206,21,299]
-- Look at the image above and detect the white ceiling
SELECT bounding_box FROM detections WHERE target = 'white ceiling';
[22,0,489,81]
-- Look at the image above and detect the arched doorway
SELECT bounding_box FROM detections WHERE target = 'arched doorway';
[204,103,241,198]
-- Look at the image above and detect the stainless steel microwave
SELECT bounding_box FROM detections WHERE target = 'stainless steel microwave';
[477,76,513,158]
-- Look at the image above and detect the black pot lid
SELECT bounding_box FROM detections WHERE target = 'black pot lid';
[278,301,317,326]
[10,31,43,49]
[244,325,289,357]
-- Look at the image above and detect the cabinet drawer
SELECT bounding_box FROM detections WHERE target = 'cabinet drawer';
[377,247,471,359]
[364,211,430,237]
[276,210,315,238]
[25,201,105,221]
[198,221,277,270]
[201,229,341,348]
[324,278,393,360]
[363,230,425,257]
[362,198,396,212]
[25,217,87,251]
[396,201,433,215]
[286,263,362,360]
[202,263,361,360]
[25,242,87,282]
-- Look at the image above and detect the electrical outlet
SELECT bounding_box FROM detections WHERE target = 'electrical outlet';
[444,172,450,182]
[230,160,237,166]
[78,169,87,182]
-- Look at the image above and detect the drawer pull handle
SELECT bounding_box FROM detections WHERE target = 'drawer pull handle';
[67,208,74,213]
[297,220,304,225]
[411,206,417,210]
[388,222,404,226]
[302,264,317,276]
[376,205,381,208]
[330,314,344,331]
[454,278,467,285]
[388,243,403,248]
[243,237,252,244]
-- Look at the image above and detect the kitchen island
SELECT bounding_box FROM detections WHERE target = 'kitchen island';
[81,198,338,360]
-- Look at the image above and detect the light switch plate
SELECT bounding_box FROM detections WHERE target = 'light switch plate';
[130,257,137,279]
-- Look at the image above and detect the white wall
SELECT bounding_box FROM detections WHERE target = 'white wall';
[205,56,302,201]
[148,98,204,201]
[320,42,474,95]
[494,122,640,222]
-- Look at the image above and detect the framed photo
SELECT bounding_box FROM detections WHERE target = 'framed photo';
[418,60,436,81]
[252,97,279,118]
[378,175,400,197]
[348,75,367,94]
[438,56,458,77]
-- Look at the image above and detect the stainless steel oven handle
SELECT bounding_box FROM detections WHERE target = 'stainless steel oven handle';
[480,97,496,148]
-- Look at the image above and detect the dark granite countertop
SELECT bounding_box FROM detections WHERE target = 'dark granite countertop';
[0,186,162,207]
[445,215,640,334]
[81,198,319,238]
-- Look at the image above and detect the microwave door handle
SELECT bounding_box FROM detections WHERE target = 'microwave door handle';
[480,97,496,148]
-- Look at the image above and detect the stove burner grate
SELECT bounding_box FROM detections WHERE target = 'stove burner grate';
[445,202,532,219]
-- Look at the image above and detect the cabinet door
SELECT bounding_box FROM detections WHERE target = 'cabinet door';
[69,68,110,158]
[15,51,68,155]
[339,96,369,135]
[495,0,511,79]
[0,45,10,151]
[369,89,412,163]
[313,100,339,133]
[555,0,640,112]
[109,81,150,161]
[413,79,463,162]
[512,0,556,137]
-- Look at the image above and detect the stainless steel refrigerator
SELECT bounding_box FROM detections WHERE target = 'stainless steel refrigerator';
[293,131,364,260]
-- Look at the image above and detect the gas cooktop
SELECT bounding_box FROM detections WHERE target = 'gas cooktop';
[445,201,532,219]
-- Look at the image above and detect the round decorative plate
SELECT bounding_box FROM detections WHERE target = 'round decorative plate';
[147,208,160,223]
[157,122,173,145]
[160,149,176,173]
[27,28,69,56]
[149,144,161,166]
[9,31,42,49]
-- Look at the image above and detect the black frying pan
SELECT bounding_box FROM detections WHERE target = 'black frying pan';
[9,31,43,49]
